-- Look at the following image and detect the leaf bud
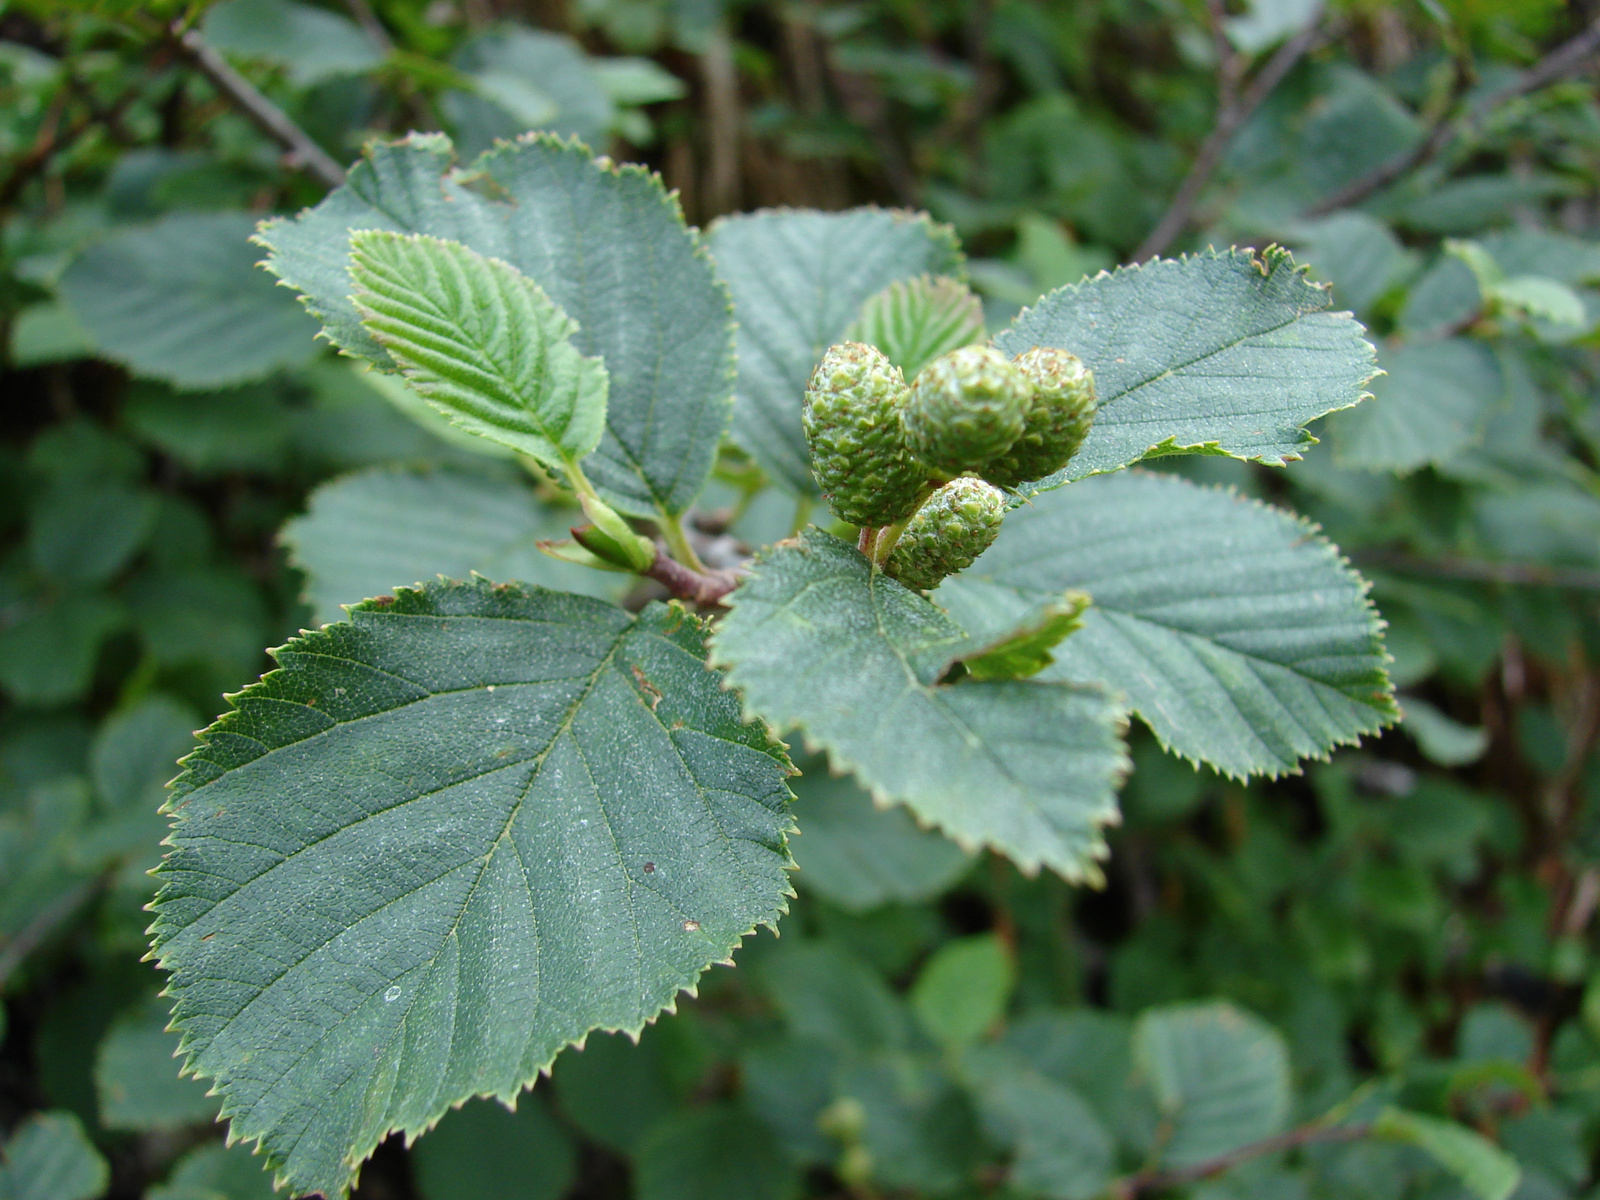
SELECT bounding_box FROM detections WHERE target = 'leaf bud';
[901,345,1031,475]
[983,348,1097,490]
[803,341,932,527]
[886,477,1007,592]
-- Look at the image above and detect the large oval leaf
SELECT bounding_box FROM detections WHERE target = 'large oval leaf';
[711,530,1127,881]
[279,466,624,626]
[58,212,320,389]
[994,247,1379,493]
[258,134,734,519]
[707,209,962,495]
[937,472,1396,779]
[149,580,794,1198]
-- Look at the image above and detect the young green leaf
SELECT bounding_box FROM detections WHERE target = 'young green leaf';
[258,134,734,520]
[707,208,963,494]
[348,231,608,471]
[1371,1107,1520,1200]
[149,580,795,1199]
[846,274,985,381]
[909,934,1014,1053]
[993,247,1379,493]
[945,592,1090,682]
[937,472,1396,779]
[712,530,1128,881]
[1132,1002,1291,1169]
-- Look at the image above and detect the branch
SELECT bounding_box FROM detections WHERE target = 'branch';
[0,878,101,990]
[644,542,742,607]
[1359,551,1600,591]
[168,23,346,189]
[1112,1122,1368,1197]
[1134,8,1324,262]
[1303,14,1600,217]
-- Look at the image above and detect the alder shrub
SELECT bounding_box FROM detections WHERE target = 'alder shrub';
[142,132,1514,1199]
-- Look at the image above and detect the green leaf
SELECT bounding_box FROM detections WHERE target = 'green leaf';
[0,594,126,707]
[94,999,220,1131]
[348,232,608,470]
[124,383,295,475]
[0,1111,109,1200]
[947,592,1089,682]
[1331,339,1503,473]
[993,248,1379,493]
[1401,697,1489,767]
[28,482,156,584]
[1491,276,1588,327]
[633,1105,800,1200]
[8,301,94,367]
[58,213,320,389]
[706,208,963,494]
[789,766,972,912]
[201,0,381,87]
[964,1046,1114,1200]
[1370,1107,1519,1200]
[281,466,624,626]
[259,134,734,519]
[846,275,985,381]
[937,472,1396,780]
[712,529,1128,881]
[446,28,614,155]
[410,1097,576,1200]
[1132,1001,1291,1169]
[550,1028,678,1154]
[144,1141,277,1200]
[909,934,1014,1053]
[148,580,795,1199]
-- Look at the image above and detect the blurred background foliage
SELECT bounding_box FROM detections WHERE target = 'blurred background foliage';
[3,0,1600,1197]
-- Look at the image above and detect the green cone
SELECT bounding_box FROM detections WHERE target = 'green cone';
[803,342,932,527]
[901,345,1031,475]
[983,348,1097,490]
[886,477,1007,591]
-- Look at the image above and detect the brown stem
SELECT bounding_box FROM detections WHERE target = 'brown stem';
[1303,14,1600,217]
[1359,551,1600,591]
[644,542,742,607]
[1135,8,1325,261]
[1112,1122,1368,1197]
[169,23,346,188]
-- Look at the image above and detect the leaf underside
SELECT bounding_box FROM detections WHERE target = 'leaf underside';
[994,247,1380,494]
[148,580,795,1198]
[937,472,1397,780]
[349,231,608,469]
[707,208,963,495]
[258,133,734,518]
[712,530,1128,881]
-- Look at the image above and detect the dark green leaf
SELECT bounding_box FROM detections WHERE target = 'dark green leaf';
[94,999,219,1132]
[713,530,1127,881]
[410,1097,576,1200]
[789,768,971,912]
[281,466,624,627]
[965,1045,1114,1200]
[0,1111,109,1200]
[993,248,1379,492]
[57,213,320,389]
[149,580,794,1198]
[1331,340,1503,473]
[633,1105,800,1200]
[938,473,1396,779]
[707,209,963,494]
[1133,1001,1291,1169]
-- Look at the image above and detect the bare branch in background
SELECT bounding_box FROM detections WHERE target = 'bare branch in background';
[1304,14,1600,217]
[1135,6,1325,262]
[169,23,346,189]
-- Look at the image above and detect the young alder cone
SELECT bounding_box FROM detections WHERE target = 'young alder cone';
[983,348,1098,490]
[803,342,930,527]
[901,345,1032,476]
[887,476,1008,591]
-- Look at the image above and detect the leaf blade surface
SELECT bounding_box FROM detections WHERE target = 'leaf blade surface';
[149,580,794,1198]
[937,472,1395,779]
[712,530,1126,880]
[994,248,1378,492]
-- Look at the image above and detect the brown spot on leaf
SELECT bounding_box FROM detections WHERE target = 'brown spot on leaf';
[630,665,663,710]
